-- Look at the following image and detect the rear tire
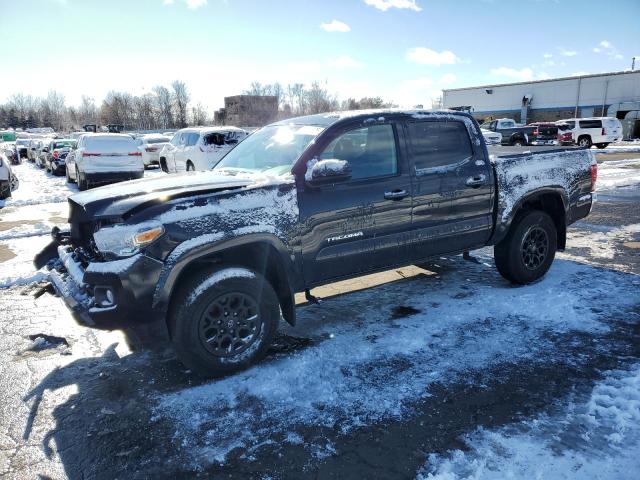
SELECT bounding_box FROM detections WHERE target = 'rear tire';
[169,267,280,377]
[578,136,592,148]
[494,210,557,285]
[186,161,195,172]
[511,137,525,147]
[0,181,10,200]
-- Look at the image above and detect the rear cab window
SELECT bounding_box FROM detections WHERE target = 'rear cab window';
[406,120,473,174]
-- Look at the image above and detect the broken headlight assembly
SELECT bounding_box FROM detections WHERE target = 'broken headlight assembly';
[93,221,164,258]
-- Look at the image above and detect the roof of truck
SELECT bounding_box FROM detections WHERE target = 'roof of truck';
[272,109,473,127]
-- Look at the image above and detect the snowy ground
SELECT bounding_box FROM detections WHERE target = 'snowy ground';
[0,158,639,479]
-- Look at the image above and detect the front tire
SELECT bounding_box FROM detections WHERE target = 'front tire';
[494,210,557,285]
[169,267,280,377]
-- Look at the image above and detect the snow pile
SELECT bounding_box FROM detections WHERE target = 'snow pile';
[418,364,640,480]
[0,235,50,287]
[597,158,640,190]
[0,161,76,208]
[153,255,638,467]
[493,149,594,222]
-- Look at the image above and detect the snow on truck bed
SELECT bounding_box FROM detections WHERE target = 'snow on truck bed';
[492,148,595,222]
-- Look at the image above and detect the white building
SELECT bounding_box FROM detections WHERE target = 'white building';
[443,70,640,139]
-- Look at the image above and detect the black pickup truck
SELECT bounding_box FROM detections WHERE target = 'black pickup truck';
[35,110,597,376]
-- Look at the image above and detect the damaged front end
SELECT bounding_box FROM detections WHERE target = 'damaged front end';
[34,222,165,331]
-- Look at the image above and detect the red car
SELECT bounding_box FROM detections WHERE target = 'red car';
[556,123,574,146]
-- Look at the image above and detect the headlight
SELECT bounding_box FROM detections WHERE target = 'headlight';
[93,221,164,258]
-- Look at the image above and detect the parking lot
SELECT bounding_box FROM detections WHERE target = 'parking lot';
[0,150,639,479]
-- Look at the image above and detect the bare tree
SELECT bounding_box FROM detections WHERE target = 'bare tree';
[153,86,174,129]
[305,81,338,114]
[191,103,208,126]
[43,91,66,131]
[171,80,190,128]
[78,95,98,126]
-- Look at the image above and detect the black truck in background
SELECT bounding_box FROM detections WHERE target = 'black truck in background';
[36,110,597,377]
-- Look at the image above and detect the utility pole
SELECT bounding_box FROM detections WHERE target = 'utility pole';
[633,57,636,71]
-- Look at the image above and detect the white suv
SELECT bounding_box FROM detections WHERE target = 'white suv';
[74,134,144,190]
[558,117,623,149]
[159,127,248,173]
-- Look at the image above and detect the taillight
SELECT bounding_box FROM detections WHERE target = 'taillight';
[53,150,59,158]
[128,152,142,156]
[533,129,539,137]
[602,128,606,135]
[590,163,598,192]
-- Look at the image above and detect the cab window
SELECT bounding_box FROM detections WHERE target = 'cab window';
[406,121,473,172]
[319,124,398,180]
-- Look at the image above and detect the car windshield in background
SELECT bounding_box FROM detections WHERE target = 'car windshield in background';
[213,124,324,176]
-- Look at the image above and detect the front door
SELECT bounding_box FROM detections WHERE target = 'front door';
[298,121,413,286]
[404,119,494,260]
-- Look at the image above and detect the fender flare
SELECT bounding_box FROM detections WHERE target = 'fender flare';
[491,186,569,245]
[153,232,299,325]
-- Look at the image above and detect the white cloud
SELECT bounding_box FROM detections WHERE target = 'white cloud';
[558,48,577,57]
[163,0,207,9]
[320,20,351,33]
[406,47,459,66]
[490,67,534,81]
[364,0,422,12]
[572,71,589,76]
[543,53,553,59]
[593,40,625,61]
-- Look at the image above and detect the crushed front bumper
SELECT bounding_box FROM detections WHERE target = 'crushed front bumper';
[46,244,164,330]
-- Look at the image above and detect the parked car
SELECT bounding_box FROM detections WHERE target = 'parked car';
[14,139,30,162]
[480,118,535,146]
[556,123,574,146]
[73,133,144,190]
[527,122,559,146]
[35,141,51,168]
[159,127,248,173]
[0,142,19,165]
[43,139,77,175]
[136,135,172,168]
[36,109,597,377]
[27,139,44,162]
[556,117,623,148]
[0,151,19,200]
[481,128,502,145]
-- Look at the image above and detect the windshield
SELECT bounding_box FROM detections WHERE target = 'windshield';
[53,141,76,149]
[213,124,324,176]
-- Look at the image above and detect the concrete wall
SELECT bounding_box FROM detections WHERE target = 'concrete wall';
[443,71,640,124]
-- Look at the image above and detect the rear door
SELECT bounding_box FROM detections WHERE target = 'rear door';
[405,118,494,260]
[298,120,413,285]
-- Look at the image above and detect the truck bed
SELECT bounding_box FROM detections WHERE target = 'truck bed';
[489,147,596,236]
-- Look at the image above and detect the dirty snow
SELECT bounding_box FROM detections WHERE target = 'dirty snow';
[418,364,640,480]
[154,254,638,467]
[597,158,640,190]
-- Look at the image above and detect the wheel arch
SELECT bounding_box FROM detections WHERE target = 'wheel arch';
[492,187,568,250]
[154,234,299,334]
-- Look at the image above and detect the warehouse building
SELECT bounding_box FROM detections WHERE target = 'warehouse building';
[443,70,640,139]
[214,95,278,128]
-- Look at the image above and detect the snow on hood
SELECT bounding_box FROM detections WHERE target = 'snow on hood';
[69,170,292,218]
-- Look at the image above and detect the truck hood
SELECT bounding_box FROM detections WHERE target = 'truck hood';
[69,170,275,219]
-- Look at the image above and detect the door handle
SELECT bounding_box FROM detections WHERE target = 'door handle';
[466,174,486,188]
[384,189,408,200]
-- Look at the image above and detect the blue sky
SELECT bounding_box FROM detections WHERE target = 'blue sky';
[1,0,639,112]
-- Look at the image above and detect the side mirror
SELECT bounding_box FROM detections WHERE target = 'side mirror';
[306,159,352,185]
